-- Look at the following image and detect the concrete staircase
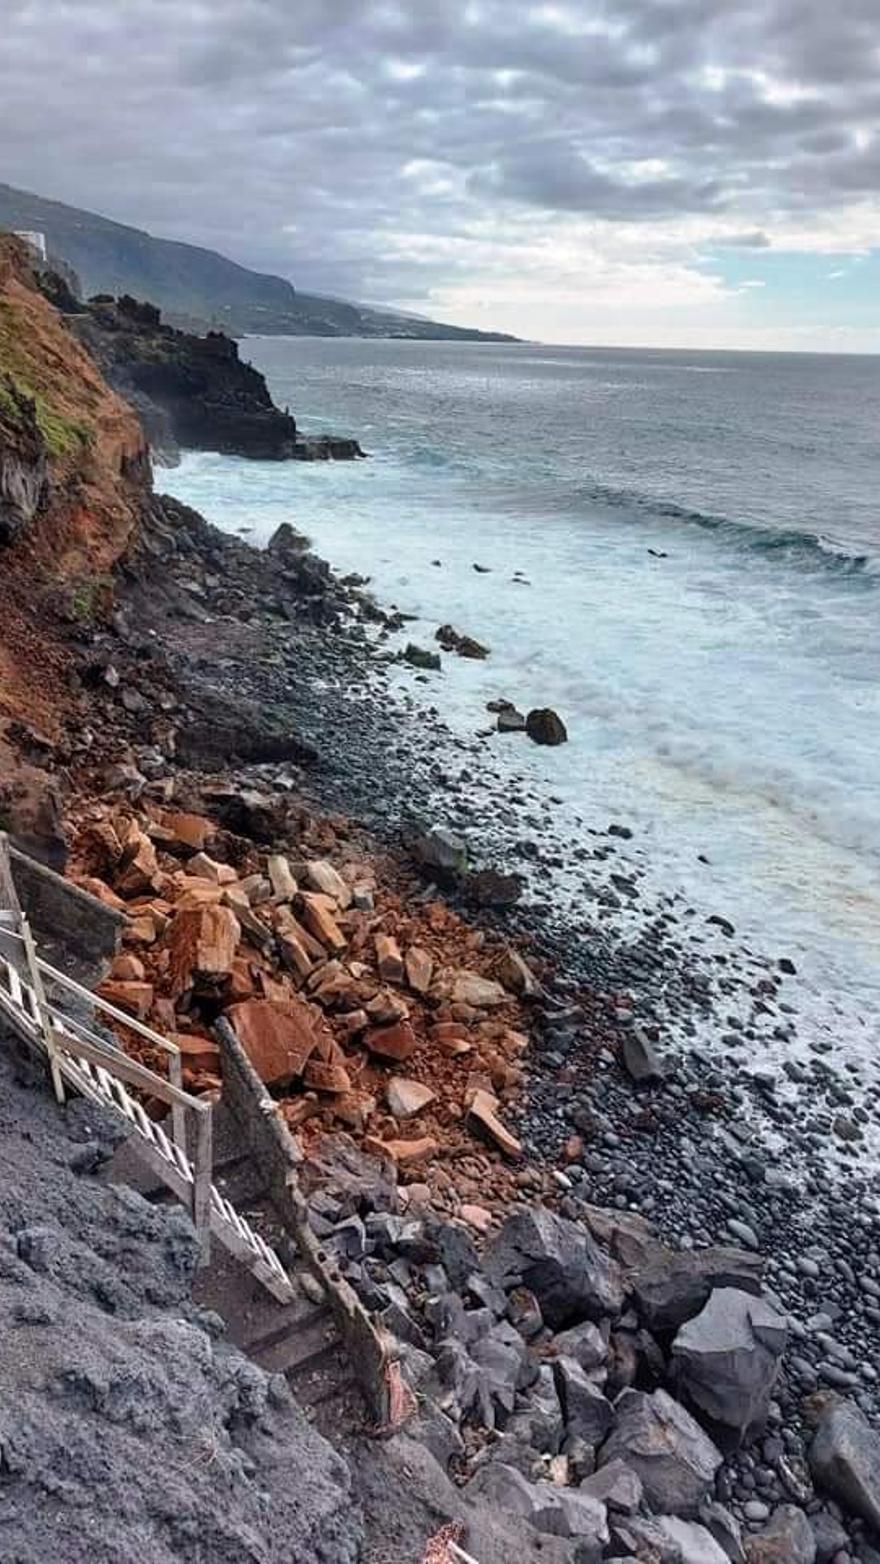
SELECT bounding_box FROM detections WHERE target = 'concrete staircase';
[105,1101,362,1424]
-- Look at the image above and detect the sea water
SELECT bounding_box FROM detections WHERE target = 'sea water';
[163,338,880,1064]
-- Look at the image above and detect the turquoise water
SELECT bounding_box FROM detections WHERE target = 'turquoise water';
[163,337,880,1060]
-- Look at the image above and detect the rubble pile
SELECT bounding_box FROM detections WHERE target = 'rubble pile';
[69,784,544,1221]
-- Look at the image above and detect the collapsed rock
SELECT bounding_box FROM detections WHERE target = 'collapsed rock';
[809,1396,880,1533]
[671,1287,788,1439]
[630,1243,764,1333]
[598,1387,723,1516]
[744,1504,817,1563]
[484,1207,624,1328]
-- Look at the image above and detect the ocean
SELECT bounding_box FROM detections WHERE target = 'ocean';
[163,337,880,1064]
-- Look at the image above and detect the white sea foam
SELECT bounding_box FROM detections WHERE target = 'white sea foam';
[163,338,880,1089]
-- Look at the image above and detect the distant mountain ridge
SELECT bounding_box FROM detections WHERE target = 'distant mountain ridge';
[0,181,517,342]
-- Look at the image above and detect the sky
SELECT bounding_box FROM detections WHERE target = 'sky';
[2,0,879,350]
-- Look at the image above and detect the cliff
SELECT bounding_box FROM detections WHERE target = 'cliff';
[0,237,147,570]
[71,293,363,462]
[0,181,519,341]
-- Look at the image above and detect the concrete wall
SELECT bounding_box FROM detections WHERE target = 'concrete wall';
[9,845,122,982]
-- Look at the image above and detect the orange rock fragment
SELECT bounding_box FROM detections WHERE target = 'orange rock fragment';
[405,946,434,994]
[96,979,154,1019]
[375,933,404,984]
[168,905,240,998]
[299,893,347,953]
[466,1089,522,1161]
[226,998,319,1087]
[364,1019,416,1062]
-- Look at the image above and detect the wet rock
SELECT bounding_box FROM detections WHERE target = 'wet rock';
[497,705,527,733]
[630,1243,764,1333]
[599,1388,723,1516]
[525,708,568,746]
[407,825,468,879]
[671,1288,787,1439]
[403,643,441,671]
[485,1207,625,1328]
[743,1505,817,1563]
[808,1396,880,1532]
[435,624,489,659]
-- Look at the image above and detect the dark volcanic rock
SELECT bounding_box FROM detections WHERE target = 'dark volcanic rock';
[744,1505,817,1563]
[671,1287,787,1439]
[630,1242,764,1333]
[809,1396,880,1532]
[525,708,568,746]
[598,1387,723,1516]
[484,1207,624,1328]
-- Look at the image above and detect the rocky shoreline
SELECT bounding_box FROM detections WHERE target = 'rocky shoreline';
[1,233,879,1562]
[55,468,880,1562]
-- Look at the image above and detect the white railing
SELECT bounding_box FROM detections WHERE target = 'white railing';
[0,836,294,1303]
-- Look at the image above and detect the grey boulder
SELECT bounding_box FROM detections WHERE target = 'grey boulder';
[671,1287,787,1438]
[630,1244,764,1333]
[467,1463,608,1558]
[552,1355,615,1443]
[621,1027,665,1084]
[484,1207,624,1329]
[551,1319,609,1380]
[599,1388,722,1516]
[743,1505,816,1563]
[578,1458,643,1515]
[611,1513,730,1562]
[809,1396,880,1534]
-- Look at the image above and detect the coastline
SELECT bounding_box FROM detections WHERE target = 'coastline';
[2,239,880,1559]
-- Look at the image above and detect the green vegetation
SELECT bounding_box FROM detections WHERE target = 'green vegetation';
[69,575,112,623]
[0,301,93,458]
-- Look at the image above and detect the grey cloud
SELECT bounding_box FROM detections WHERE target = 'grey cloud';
[0,0,876,304]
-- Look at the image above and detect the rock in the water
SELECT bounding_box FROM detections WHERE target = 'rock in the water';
[497,704,526,733]
[743,1505,816,1563]
[599,1388,722,1516]
[485,1207,624,1328]
[404,643,441,671]
[809,1396,880,1533]
[671,1287,787,1438]
[630,1243,764,1332]
[435,624,489,659]
[525,707,568,746]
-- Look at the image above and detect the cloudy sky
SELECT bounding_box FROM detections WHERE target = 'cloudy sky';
[2,0,879,348]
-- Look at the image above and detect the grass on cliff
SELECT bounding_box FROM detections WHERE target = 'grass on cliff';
[0,299,93,458]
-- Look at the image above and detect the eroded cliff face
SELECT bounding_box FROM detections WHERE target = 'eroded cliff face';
[0,235,148,575]
[0,236,150,849]
[0,375,48,543]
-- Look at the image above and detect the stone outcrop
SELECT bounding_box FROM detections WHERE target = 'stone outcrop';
[71,292,364,462]
[0,375,48,543]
